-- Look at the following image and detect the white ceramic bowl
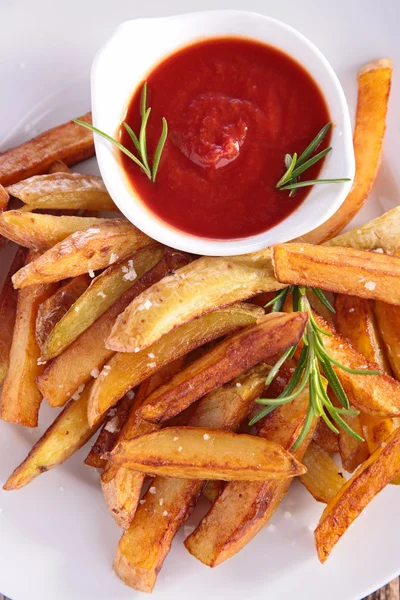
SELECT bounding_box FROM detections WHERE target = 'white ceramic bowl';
[91,10,355,256]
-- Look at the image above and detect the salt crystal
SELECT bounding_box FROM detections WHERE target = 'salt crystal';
[97,291,106,299]
[236,383,241,387]
[88,269,95,278]
[105,416,119,433]
[127,390,136,400]
[138,299,152,311]
[103,365,111,371]
[74,306,80,312]
[173,437,179,441]
[163,510,168,516]
[147,362,156,368]
[374,248,384,253]
[109,252,119,264]
[139,499,146,505]
[37,357,47,365]
[178,446,183,452]
[364,281,376,291]
[90,367,100,379]
[148,353,155,359]
[71,384,85,401]
[203,433,210,440]
[349,308,355,313]
[134,347,140,353]
[159,498,164,506]
[149,486,156,494]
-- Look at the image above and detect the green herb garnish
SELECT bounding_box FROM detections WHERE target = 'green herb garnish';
[276,123,350,196]
[74,82,167,182]
[250,287,381,448]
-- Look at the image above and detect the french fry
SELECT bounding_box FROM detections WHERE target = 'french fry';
[297,59,392,244]
[113,365,268,592]
[3,383,101,490]
[273,243,400,305]
[0,211,107,251]
[313,420,339,454]
[0,251,57,427]
[48,160,71,174]
[315,425,400,563]
[36,275,90,349]
[135,312,307,424]
[106,248,283,352]
[300,442,344,503]
[374,301,400,380]
[36,249,189,407]
[41,248,162,360]
[0,248,26,383]
[0,113,94,186]
[12,220,153,288]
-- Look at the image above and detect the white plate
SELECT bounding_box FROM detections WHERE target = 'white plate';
[0,1,399,599]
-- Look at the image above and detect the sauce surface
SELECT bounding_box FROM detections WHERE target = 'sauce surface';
[121,38,331,239]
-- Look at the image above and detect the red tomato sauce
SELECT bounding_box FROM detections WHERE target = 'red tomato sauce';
[120,38,331,240]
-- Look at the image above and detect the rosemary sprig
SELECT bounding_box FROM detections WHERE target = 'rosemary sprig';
[250,287,381,448]
[276,123,350,195]
[74,82,168,182]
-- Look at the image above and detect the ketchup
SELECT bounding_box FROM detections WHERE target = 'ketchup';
[120,38,330,240]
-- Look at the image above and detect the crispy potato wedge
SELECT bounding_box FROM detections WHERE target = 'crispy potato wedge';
[297,59,392,244]
[3,383,102,490]
[107,248,283,352]
[88,303,265,426]
[0,252,57,427]
[337,412,369,473]
[136,312,307,424]
[315,425,400,563]
[36,275,90,349]
[273,243,400,305]
[12,220,153,288]
[375,301,400,380]
[313,420,339,454]
[300,443,344,503]
[48,160,71,174]
[0,113,94,186]
[113,366,268,591]
[184,388,316,566]
[36,249,189,407]
[0,248,26,383]
[85,394,133,469]
[0,211,107,251]
[41,248,162,360]
[6,172,116,211]
[0,183,9,246]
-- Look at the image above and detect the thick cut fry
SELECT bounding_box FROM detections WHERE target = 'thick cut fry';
[36,275,90,349]
[0,113,94,186]
[300,443,344,503]
[375,301,400,380]
[113,366,268,592]
[6,172,116,211]
[313,420,339,454]
[107,248,283,352]
[4,383,101,490]
[136,312,307,424]
[0,211,107,251]
[12,220,152,288]
[48,160,71,174]
[85,394,133,469]
[0,248,26,383]
[36,250,189,407]
[0,252,57,426]
[41,248,162,360]
[315,425,400,563]
[273,244,400,305]
[88,304,265,426]
[297,59,392,244]
[184,388,315,566]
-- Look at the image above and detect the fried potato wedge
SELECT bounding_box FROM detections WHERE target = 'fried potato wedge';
[41,248,162,360]
[36,249,189,407]
[300,443,344,503]
[202,481,223,503]
[375,301,400,380]
[35,275,90,349]
[0,248,26,383]
[113,366,268,592]
[3,383,101,490]
[0,183,9,246]
[184,388,315,566]
[315,425,400,563]
[6,171,116,211]
[88,303,264,426]
[0,211,107,251]
[297,59,392,244]
[338,411,369,473]
[48,160,71,174]
[12,220,152,288]
[136,312,307,424]
[107,248,283,352]
[0,252,57,427]
[313,420,339,454]
[273,244,400,305]
[0,113,94,186]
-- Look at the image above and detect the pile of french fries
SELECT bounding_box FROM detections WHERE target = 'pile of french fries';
[0,57,398,593]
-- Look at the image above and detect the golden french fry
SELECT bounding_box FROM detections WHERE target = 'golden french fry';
[374,301,400,380]
[88,304,265,426]
[36,249,189,407]
[36,275,90,349]
[12,220,153,288]
[273,243,400,305]
[135,312,307,424]
[40,247,162,360]
[0,211,107,251]
[297,59,392,244]
[48,160,71,174]
[3,383,101,490]
[315,425,400,563]
[313,420,339,454]
[0,248,26,383]
[300,442,344,503]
